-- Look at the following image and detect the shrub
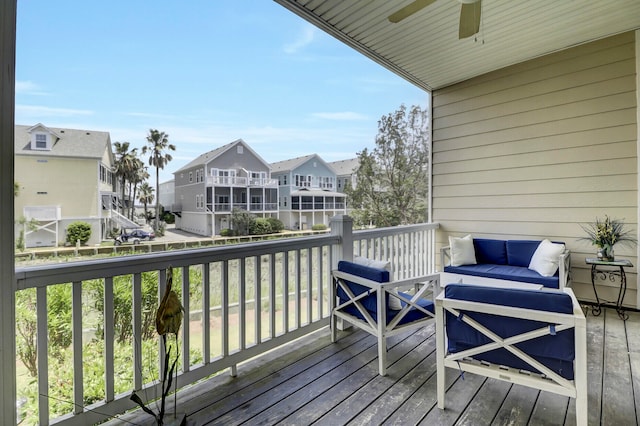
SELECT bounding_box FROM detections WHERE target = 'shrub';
[66,221,92,245]
[311,223,328,231]
[220,228,234,237]
[162,212,175,224]
[250,218,273,235]
[267,217,284,233]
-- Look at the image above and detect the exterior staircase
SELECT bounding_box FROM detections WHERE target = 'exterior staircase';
[109,209,139,229]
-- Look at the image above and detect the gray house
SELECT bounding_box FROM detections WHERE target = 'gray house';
[329,157,358,193]
[271,154,346,230]
[173,139,278,236]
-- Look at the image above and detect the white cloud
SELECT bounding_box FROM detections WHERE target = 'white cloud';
[283,25,317,54]
[15,104,94,119]
[311,111,369,121]
[15,80,48,95]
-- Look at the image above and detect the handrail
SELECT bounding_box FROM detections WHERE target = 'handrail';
[13,218,439,425]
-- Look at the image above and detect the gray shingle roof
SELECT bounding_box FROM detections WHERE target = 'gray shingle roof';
[15,123,111,159]
[270,154,318,173]
[174,138,271,174]
[329,158,359,176]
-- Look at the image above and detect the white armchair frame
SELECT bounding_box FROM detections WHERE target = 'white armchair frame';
[331,269,439,376]
[435,287,587,425]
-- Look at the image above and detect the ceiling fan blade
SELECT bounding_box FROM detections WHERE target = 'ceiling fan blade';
[459,0,482,39]
[388,0,438,23]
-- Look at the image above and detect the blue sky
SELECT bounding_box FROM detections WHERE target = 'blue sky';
[15,1,428,184]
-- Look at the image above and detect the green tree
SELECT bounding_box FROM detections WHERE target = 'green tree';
[138,182,155,224]
[346,104,429,227]
[143,129,175,232]
[231,208,253,236]
[113,142,137,217]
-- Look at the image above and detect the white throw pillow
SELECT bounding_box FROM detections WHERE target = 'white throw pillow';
[353,256,403,310]
[529,239,565,277]
[353,255,391,272]
[449,235,477,267]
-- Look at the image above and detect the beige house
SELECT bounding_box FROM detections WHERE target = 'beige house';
[14,123,121,247]
[280,1,640,308]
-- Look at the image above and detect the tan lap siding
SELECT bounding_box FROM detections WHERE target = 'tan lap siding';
[432,32,638,307]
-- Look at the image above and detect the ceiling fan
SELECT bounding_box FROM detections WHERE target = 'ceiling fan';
[388,0,482,40]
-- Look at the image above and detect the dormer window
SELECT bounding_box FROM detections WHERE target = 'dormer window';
[27,124,59,151]
[33,133,50,150]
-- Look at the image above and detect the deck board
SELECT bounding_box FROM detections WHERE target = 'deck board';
[108,307,640,426]
[602,309,636,425]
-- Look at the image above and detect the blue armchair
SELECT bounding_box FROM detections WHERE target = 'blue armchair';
[436,283,587,425]
[331,260,439,376]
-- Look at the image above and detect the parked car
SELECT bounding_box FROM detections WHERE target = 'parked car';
[128,229,155,241]
[113,228,155,245]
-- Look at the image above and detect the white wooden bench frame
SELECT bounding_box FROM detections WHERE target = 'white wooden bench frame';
[435,287,587,425]
[440,245,572,290]
[331,270,440,376]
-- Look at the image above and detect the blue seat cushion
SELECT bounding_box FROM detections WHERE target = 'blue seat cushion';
[342,290,434,325]
[337,260,390,313]
[336,260,433,325]
[473,238,508,265]
[444,284,575,379]
[443,264,560,288]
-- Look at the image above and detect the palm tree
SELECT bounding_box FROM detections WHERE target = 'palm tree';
[113,142,137,216]
[138,182,154,224]
[142,129,175,231]
[130,163,150,220]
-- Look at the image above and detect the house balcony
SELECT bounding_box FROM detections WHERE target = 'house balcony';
[248,178,278,188]
[13,218,438,425]
[249,202,278,212]
[207,176,278,188]
[207,202,278,213]
[10,217,639,425]
[291,202,346,211]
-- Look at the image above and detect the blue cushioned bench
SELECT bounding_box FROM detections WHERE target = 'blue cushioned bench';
[331,260,439,376]
[435,283,587,425]
[441,238,571,289]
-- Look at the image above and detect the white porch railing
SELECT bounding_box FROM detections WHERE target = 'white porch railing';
[13,216,438,425]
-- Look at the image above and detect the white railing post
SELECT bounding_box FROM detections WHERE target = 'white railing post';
[330,215,353,269]
[1,2,17,424]
[330,215,353,331]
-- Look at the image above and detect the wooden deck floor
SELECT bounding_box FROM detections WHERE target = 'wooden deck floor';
[113,306,640,425]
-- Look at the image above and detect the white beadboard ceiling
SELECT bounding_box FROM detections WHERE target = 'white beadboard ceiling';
[274,0,640,91]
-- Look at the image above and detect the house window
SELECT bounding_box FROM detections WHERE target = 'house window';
[189,172,193,183]
[237,145,243,154]
[295,174,311,188]
[34,133,47,149]
[215,169,236,184]
[283,175,287,185]
[320,176,334,189]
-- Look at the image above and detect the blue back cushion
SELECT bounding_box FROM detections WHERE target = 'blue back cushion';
[444,284,575,379]
[337,260,389,312]
[473,239,508,265]
[506,240,543,267]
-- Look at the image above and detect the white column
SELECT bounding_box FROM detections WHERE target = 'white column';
[1,1,17,424]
